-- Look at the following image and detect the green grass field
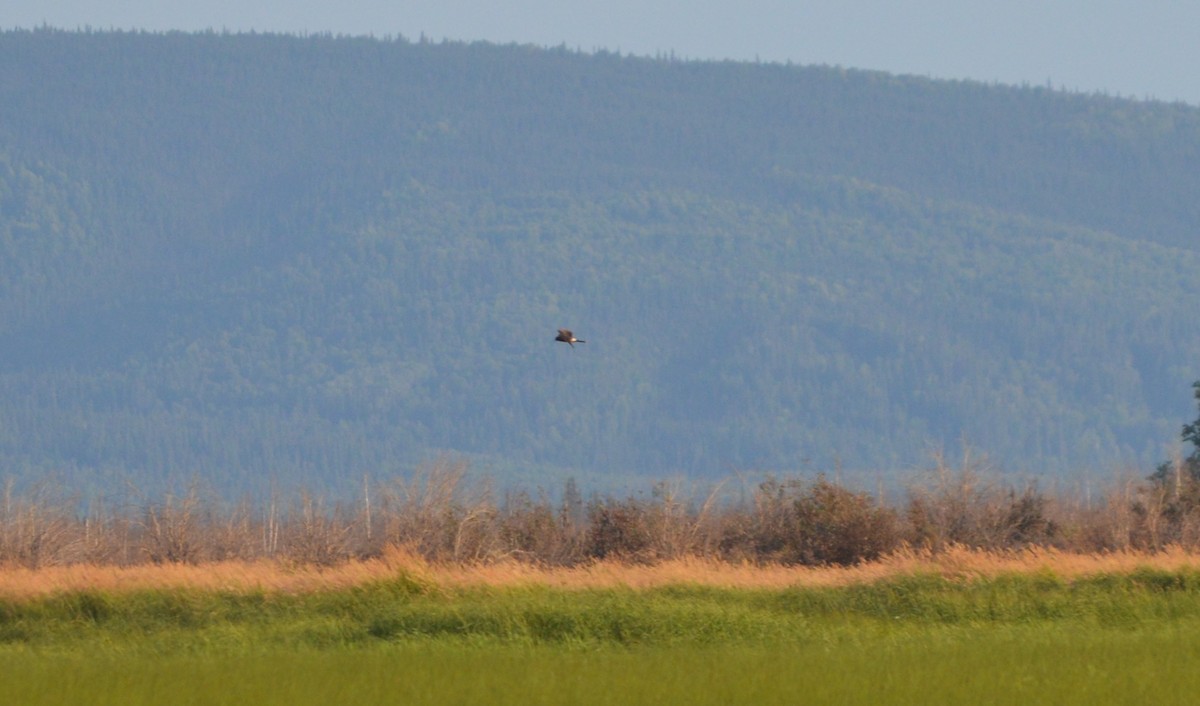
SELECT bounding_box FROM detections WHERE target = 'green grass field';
[3,569,1200,705]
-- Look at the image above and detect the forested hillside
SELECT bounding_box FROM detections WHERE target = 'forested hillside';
[1,28,1198,497]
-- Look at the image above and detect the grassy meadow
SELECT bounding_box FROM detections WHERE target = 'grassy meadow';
[4,548,1200,704]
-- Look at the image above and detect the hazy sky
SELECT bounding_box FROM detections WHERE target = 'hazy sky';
[5,1,1198,105]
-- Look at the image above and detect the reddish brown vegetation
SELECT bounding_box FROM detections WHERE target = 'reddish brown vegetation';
[3,455,1200,571]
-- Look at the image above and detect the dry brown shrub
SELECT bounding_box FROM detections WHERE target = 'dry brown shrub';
[280,492,356,566]
[9,454,1200,572]
[374,458,498,561]
[586,496,652,561]
[716,475,897,566]
[903,449,1060,551]
[494,490,581,565]
[0,478,79,568]
[791,477,899,565]
[137,485,206,564]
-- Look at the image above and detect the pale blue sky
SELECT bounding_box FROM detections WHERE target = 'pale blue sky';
[5,1,1198,105]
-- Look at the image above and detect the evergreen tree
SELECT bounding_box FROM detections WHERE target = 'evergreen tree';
[1149,381,1200,485]
[1183,381,1200,476]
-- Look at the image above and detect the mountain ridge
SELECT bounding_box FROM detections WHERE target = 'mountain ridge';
[1,29,1198,496]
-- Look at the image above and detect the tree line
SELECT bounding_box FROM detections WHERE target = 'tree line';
[1,29,1199,493]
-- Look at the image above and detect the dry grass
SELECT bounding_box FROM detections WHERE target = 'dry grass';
[4,544,1200,602]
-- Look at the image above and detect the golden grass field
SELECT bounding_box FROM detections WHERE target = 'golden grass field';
[5,544,1200,600]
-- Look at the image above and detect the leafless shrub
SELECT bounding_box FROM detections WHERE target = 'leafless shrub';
[1053,473,1139,551]
[0,478,76,568]
[138,485,205,564]
[642,480,726,560]
[903,448,1047,550]
[717,476,799,562]
[791,476,899,565]
[494,490,581,564]
[9,453,1200,569]
[69,498,136,565]
[279,492,356,566]
[375,458,497,561]
[206,498,258,562]
[586,496,653,561]
[716,475,897,566]
[1000,485,1059,547]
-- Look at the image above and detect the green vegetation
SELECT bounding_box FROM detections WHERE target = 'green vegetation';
[1,29,1199,496]
[7,569,1200,650]
[4,571,1200,704]
[3,635,1199,706]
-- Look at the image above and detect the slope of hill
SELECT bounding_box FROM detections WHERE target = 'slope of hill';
[1,29,1198,496]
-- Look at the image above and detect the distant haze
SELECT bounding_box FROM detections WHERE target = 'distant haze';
[2,32,1199,496]
[4,0,1198,105]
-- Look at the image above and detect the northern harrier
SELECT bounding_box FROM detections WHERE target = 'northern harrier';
[555,329,585,348]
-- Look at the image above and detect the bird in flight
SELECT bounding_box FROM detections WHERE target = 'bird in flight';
[555,329,585,348]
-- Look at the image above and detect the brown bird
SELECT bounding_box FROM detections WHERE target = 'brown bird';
[555,329,586,348]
